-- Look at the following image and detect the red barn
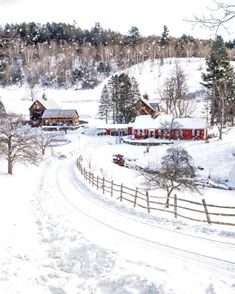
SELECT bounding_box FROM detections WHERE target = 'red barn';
[29,99,60,127]
[132,115,208,140]
[137,94,165,117]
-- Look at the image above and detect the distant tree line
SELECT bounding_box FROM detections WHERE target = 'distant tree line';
[0,22,124,46]
[0,22,215,89]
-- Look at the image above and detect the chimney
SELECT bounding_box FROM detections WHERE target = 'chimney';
[143,93,149,100]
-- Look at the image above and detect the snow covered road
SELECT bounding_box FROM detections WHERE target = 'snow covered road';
[1,133,235,294]
[58,156,235,269]
[32,146,235,293]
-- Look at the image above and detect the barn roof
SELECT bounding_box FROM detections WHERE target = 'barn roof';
[141,97,160,112]
[42,109,79,119]
[133,115,207,129]
[29,99,60,110]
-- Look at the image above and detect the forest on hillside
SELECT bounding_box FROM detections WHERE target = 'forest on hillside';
[0,22,212,89]
[0,22,235,89]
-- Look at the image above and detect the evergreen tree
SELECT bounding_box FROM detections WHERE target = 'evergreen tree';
[107,73,140,124]
[160,25,170,48]
[98,84,111,123]
[160,25,170,61]
[108,74,120,123]
[0,100,5,114]
[124,26,141,47]
[201,36,235,129]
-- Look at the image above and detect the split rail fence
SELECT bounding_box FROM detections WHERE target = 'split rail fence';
[77,160,235,226]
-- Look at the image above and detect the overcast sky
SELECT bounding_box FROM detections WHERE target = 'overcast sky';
[0,0,234,40]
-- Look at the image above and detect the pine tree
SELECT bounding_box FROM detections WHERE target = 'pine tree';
[201,36,235,128]
[160,25,170,48]
[125,26,141,47]
[108,74,120,123]
[98,84,111,123]
[107,73,140,124]
[0,100,6,114]
[160,25,170,61]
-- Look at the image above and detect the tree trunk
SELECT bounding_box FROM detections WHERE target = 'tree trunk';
[166,193,170,208]
[8,160,13,175]
[166,188,173,208]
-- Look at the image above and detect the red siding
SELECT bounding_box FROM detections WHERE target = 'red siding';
[133,128,206,140]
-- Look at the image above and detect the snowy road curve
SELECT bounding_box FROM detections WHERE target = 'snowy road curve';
[31,145,235,293]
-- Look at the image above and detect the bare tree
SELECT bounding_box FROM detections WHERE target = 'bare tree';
[160,64,197,118]
[35,130,62,155]
[214,80,235,139]
[23,65,40,101]
[140,147,201,207]
[160,119,181,140]
[188,1,235,36]
[0,113,42,174]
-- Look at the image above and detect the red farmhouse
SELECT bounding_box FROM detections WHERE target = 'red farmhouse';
[132,115,208,140]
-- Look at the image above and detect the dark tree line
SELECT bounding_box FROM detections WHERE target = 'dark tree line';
[0,22,124,46]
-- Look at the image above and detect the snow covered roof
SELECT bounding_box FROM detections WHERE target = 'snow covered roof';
[133,115,207,129]
[31,99,61,110]
[176,117,208,129]
[141,97,160,112]
[42,109,79,118]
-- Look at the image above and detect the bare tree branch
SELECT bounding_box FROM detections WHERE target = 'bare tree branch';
[185,0,235,37]
[138,147,202,207]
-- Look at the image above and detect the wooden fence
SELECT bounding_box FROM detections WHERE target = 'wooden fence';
[76,160,235,226]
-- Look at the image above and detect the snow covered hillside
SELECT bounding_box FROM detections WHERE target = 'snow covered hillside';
[0,58,235,294]
[0,58,210,120]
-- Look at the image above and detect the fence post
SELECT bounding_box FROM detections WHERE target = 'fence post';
[111,180,113,197]
[97,176,99,190]
[146,191,150,213]
[202,198,211,224]
[89,172,91,184]
[102,177,105,194]
[120,184,123,202]
[92,173,94,187]
[134,187,138,207]
[174,194,177,218]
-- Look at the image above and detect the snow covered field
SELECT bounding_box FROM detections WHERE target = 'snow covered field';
[0,58,235,293]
